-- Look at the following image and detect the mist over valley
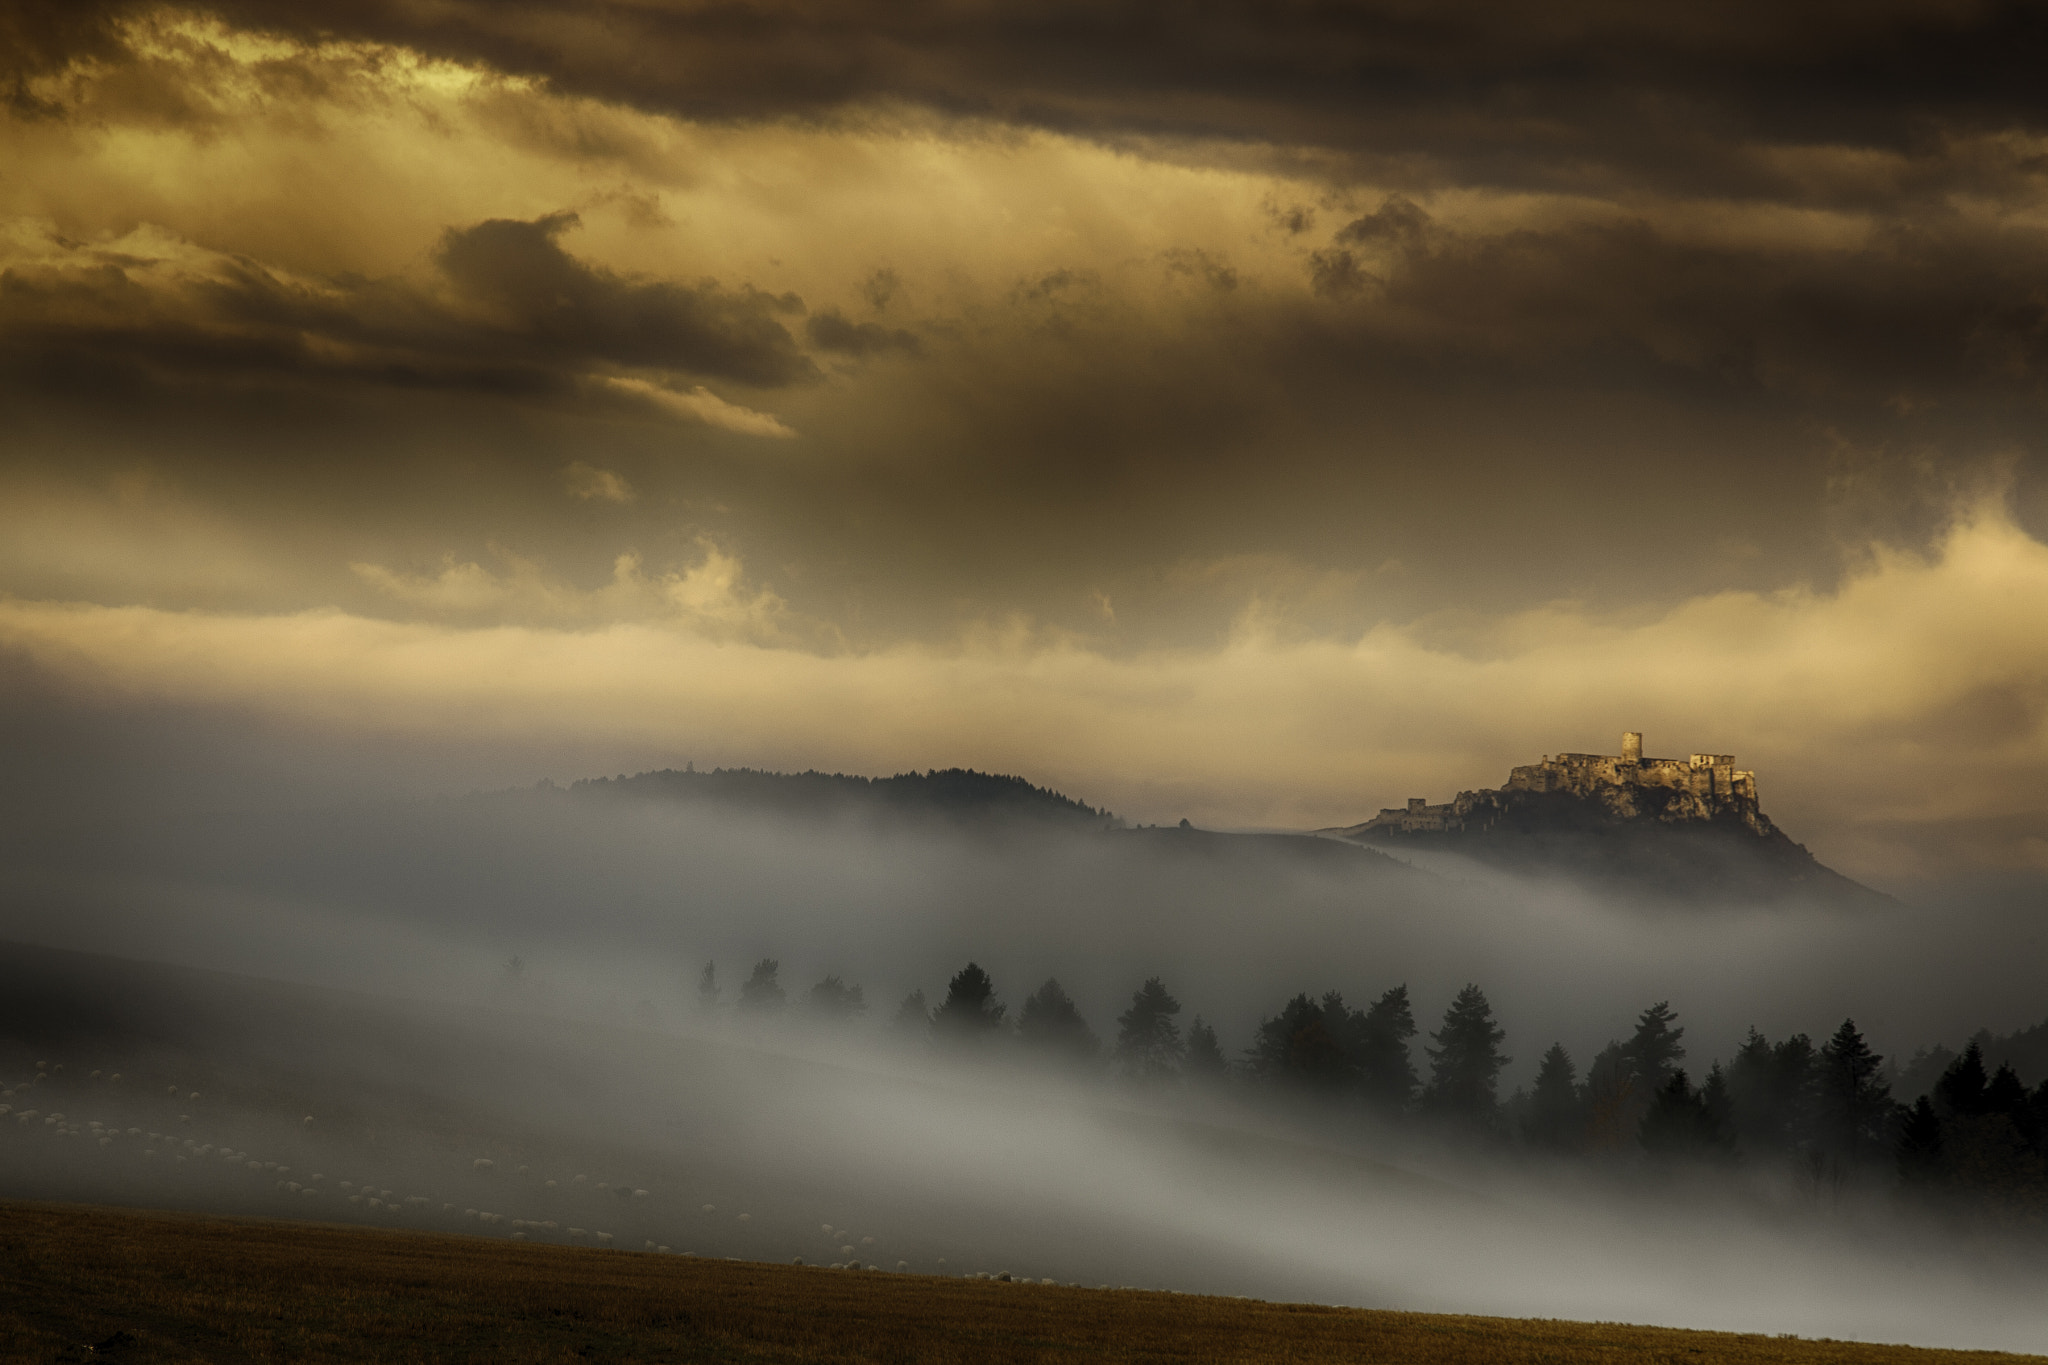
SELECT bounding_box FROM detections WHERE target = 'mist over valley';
[5,755,2048,1353]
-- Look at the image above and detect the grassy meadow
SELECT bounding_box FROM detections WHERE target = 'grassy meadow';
[1,1199,2041,1364]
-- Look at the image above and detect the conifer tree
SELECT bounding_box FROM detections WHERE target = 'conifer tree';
[1423,984,1510,1124]
[1896,1096,1944,1185]
[1017,978,1101,1065]
[1984,1063,2030,1122]
[696,961,721,1012]
[1581,1040,1634,1152]
[1248,994,1344,1087]
[1934,1042,1989,1118]
[1639,1070,1704,1156]
[1726,1028,1774,1147]
[1699,1062,1735,1151]
[890,988,930,1039]
[1640,1065,1734,1160]
[1625,1001,1686,1091]
[1727,1027,1817,1153]
[1814,1018,1891,1163]
[738,958,785,1011]
[931,963,1006,1039]
[1523,1043,1582,1152]
[1115,978,1186,1082]
[1358,985,1420,1112]
[1319,991,1370,1079]
[1184,1016,1229,1081]
[807,975,867,1018]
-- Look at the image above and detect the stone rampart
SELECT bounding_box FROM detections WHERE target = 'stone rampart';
[1357,732,1769,838]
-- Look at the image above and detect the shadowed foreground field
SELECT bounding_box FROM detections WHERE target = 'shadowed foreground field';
[2,1201,2041,1365]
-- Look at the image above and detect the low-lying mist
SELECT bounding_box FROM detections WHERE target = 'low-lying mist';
[6,774,2044,1086]
[3,942,2045,1354]
[3,735,2047,1353]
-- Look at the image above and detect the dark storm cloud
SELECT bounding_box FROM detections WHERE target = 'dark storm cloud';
[1318,204,2048,402]
[3,0,2045,674]
[908,201,2046,478]
[15,0,2048,202]
[7,4,2045,484]
[1335,196,1433,253]
[0,211,814,404]
[433,213,812,386]
[0,3,129,115]
[1307,248,1372,301]
[804,308,920,358]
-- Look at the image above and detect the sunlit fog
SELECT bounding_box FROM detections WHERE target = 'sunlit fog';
[5,743,2046,1352]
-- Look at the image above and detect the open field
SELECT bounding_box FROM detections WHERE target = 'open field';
[2,1201,2041,1365]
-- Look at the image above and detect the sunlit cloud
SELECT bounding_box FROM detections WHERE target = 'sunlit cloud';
[600,377,799,439]
[348,541,804,642]
[563,461,635,503]
[6,502,2043,881]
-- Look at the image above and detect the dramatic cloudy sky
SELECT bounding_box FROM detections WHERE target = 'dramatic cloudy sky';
[3,0,2046,885]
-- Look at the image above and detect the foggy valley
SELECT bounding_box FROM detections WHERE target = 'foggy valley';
[5,758,2047,1353]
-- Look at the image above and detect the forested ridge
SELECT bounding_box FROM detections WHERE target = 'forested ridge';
[568,767,1117,827]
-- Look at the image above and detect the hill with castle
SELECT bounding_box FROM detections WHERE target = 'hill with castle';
[1325,732,1885,907]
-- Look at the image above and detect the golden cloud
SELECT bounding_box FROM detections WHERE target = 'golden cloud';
[563,461,634,503]
[3,501,2042,884]
[600,377,797,439]
[347,541,805,643]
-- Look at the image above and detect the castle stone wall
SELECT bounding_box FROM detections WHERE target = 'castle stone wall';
[1360,732,1766,837]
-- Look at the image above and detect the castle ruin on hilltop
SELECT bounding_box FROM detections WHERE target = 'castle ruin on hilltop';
[1354,732,1773,838]
[1507,731,1756,804]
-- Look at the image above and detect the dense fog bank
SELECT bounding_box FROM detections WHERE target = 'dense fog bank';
[4,736,2047,1352]
[4,778,2045,1091]
[4,943,2048,1354]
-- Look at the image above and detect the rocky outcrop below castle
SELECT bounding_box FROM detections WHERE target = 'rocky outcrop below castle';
[1326,733,1884,908]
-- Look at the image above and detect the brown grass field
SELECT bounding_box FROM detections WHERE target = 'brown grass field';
[1,1200,2040,1365]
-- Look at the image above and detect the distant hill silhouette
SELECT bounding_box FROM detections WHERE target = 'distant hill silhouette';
[568,766,1118,829]
[553,745,1884,904]
[562,766,1411,875]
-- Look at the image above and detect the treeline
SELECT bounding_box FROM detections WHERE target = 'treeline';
[693,958,2048,1221]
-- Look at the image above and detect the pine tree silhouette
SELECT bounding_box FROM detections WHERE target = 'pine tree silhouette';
[738,958,785,1011]
[1524,1043,1581,1152]
[1018,978,1101,1065]
[1184,1016,1229,1081]
[1358,985,1420,1112]
[1423,984,1510,1125]
[932,963,1006,1040]
[1115,978,1186,1083]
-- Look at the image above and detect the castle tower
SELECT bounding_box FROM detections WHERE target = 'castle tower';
[1621,731,1642,764]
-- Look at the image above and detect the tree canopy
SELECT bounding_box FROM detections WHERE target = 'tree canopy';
[1184,1016,1228,1081]
[1115,978,1186,1083]
[1018,978,1100,1064]
[1813,1017,1891,1163]
[931,962,1006,1039]
[1424,984,1509,1124]
[738,958,785,1011]
[808,975,867,1019]
[1523,1043,1580,1152]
